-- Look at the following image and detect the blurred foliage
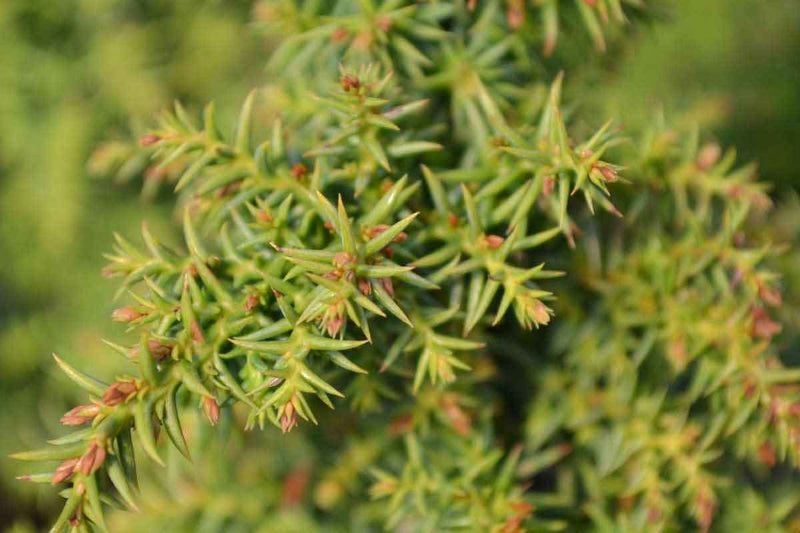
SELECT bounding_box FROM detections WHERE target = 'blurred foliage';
[593,0,800,190]
[0,0,262,528]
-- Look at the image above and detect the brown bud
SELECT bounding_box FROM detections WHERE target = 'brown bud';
[485,234,505,249]
[380,277,395,299]
[597,164,619,182]
[245,293,260,312]
[281,467,311,508]
[365,224,389,238]
[388,413,413,435]
[751,306,782,340]
[506,0,525,29]
[215,180,241,198]
[280,402,298,433]
[526,299,551,326]
[203,396,220,426]
[112,307,145,323]
[190,320,205,344]
[138,133,161,147]
[365,224,407,244]
[60,404,100,426]
[52,458,79,485]
[695,493,716,533]
[758,283,782,308]
[331,27,349,43]
[758,442,777,467]
[696,143,721,171]
[448,214,460,228]
[255,209,273,224]
[148,339,172,360]
[77,441,107,476]
[128,339,172,361]
[668,336,688,368]
[557,442,574,457]
[743,378,757,398]
[341,74,360,92]
[542,175,556,197]
[291,163,308,180]
[102,380,138,406]
[441,396,471,436]
[352,31,373,51]
[376,16,392,32]
[324,312,345,337]
[358,278,372,296]
[332,251,355,269]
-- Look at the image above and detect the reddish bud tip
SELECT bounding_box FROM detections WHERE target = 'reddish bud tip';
[376,16,392,33]
[190,321,205,344]
[203,396,220,426]
[507,0,525,29]
[358,278,372,296]
[52,458,79,485]
[245,293,260,312]
[60,404,100,426]
[102,380,138,406]
[280,402,298,433]
[77,441,106,476]
[291,163,308,180]
[597,164,619,182]
[380,277,395,299]
[751,306,782,340]
[112,307,145,323]
[388,413,413,435]
[255,209,273,224]
[332,251,355,269]
[485,234,505,249]
[758,442,777,467]
[542,176,556,197]
[341,74,360,92]
[696,143,721,171]
[759,283,783,308]
[331,27,349,43]
[138,133,161,147]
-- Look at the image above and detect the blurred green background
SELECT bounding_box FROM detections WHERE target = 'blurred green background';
[1,0,797,529]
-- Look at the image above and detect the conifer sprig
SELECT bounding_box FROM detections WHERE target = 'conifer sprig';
[14,1,800,532]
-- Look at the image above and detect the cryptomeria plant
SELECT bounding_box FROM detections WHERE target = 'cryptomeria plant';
[13,1,800,532]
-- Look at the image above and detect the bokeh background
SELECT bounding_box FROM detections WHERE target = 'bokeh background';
[1,0,797,529]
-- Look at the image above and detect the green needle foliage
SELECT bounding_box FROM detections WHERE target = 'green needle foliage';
[11,1,800,532]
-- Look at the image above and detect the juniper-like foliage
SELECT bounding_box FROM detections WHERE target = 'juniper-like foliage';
[14,1,800,532]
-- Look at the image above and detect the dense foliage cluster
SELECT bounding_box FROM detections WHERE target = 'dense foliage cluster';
[10,1,800,532]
